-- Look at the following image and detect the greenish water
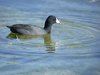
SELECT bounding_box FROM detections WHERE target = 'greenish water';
[0,0,100,75]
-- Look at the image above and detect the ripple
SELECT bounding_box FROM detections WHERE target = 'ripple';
[53,19,99,50]
[0,2,100,75]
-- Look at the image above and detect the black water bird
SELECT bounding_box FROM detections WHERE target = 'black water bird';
[7,15,60,35]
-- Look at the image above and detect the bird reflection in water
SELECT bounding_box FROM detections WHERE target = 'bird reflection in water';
[7,33,55,53]
[43,34,55,53]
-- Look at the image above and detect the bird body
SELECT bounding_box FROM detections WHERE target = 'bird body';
[7,24,46,35]
[7,15,60,35]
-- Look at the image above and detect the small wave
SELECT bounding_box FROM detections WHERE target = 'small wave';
[89,0,99,3]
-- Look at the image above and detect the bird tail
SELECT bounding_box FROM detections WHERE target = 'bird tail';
[6,26,11,28]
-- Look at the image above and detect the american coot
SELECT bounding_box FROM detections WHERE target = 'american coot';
[7,15,60,35]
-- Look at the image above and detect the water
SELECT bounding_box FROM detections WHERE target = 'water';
[0,0,100,75]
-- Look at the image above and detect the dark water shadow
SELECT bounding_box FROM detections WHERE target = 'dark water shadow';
[7,33,55,53]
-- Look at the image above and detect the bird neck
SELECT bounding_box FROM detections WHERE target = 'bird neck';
[44,21,52,33]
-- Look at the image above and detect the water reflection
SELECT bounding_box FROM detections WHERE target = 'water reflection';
[43,34,55,53]
[7,33,55,53]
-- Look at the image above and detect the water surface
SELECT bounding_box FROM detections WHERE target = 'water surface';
[0,0,100,75]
